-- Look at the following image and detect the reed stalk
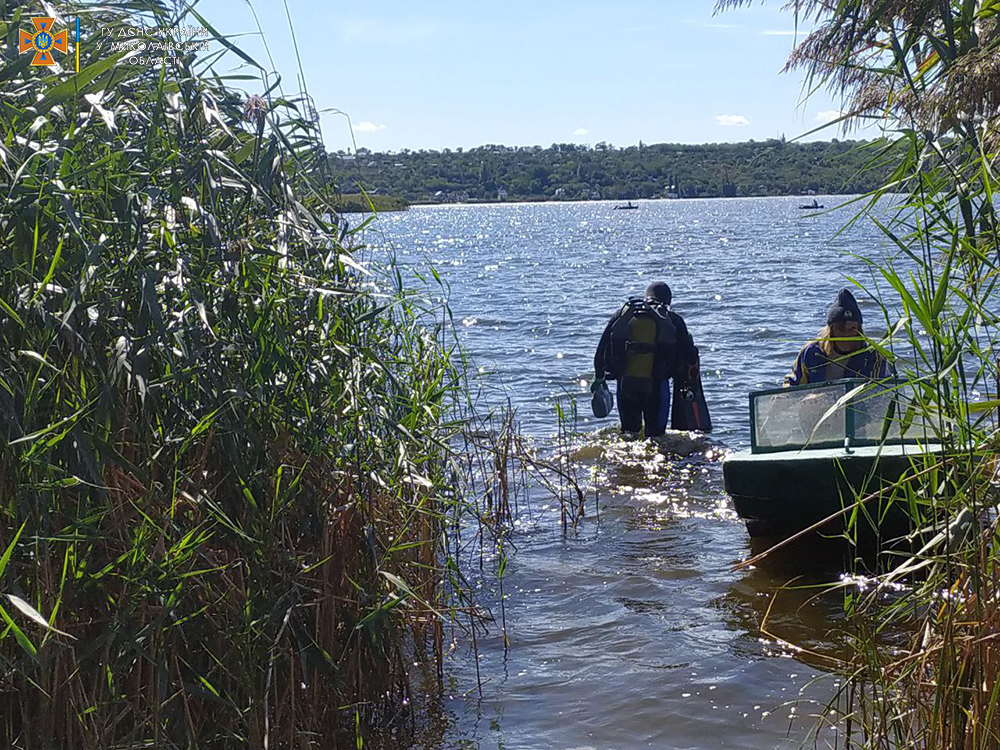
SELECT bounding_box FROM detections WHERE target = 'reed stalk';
[0,2,514,746]
[719,0,1000,746]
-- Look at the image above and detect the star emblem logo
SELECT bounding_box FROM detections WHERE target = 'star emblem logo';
[19,17,68,66]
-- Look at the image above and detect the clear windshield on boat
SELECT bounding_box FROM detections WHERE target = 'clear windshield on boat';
[750,378,937,453]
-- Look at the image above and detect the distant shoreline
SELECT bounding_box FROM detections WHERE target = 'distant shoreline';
[328,139,889,205]
[333,193,409,213]
[409,193,853,208]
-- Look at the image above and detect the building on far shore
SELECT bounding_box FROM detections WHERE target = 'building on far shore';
[497,188,508,201]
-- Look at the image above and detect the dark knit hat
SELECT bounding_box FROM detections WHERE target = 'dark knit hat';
[645,281,672,305]
[827,288,862,326]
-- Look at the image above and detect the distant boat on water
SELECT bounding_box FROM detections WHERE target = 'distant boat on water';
[615,201,638,210]
[799,199,823,209]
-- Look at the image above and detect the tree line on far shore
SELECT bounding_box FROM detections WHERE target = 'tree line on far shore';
[327,138,897,203]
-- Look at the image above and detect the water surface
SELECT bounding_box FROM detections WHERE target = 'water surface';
[370,197,886,749]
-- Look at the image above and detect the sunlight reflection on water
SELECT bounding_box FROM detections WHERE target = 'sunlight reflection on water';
[366,197,894,750]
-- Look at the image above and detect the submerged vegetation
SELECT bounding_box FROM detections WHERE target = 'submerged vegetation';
[0,1,510,747]
[720,0,1000,746]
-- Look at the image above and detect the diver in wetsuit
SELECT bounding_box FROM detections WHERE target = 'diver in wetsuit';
[592,281,698,437]
[784,288,892,386]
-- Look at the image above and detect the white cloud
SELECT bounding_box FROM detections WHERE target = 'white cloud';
[762,30,798,36]
[356,121,387,132]
[815,109,844,124]
[716,114,750,127]
[574,128,588,136]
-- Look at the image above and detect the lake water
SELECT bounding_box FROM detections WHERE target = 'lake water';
[368,197,889,749]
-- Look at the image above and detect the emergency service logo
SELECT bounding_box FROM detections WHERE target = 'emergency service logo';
[19,17,68,66]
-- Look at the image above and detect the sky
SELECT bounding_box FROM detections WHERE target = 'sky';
[205,0,855,153]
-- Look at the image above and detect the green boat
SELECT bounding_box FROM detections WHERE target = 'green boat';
[723,378,942,541]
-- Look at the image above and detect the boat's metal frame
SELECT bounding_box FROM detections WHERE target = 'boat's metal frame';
[748,377,929,454]
[727,377,942,541]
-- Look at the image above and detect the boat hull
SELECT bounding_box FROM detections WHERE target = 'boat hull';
[723,443,940,540]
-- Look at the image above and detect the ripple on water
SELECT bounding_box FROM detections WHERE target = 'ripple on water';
[370,198,894,749]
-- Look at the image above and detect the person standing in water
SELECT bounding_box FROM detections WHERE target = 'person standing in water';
[592,281,697,437]
[784,287,891,386]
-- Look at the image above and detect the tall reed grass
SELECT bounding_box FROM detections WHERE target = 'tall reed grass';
[719,0,1000,746]
[0,2,511,746]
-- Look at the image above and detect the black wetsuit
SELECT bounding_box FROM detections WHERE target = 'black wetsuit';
[594,303,696,436]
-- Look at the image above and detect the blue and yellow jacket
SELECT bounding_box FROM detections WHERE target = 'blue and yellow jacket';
[784,342,891,387]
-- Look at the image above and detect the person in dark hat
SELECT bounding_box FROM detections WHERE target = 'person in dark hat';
[592,281,698,437]
[784,288,891,386]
